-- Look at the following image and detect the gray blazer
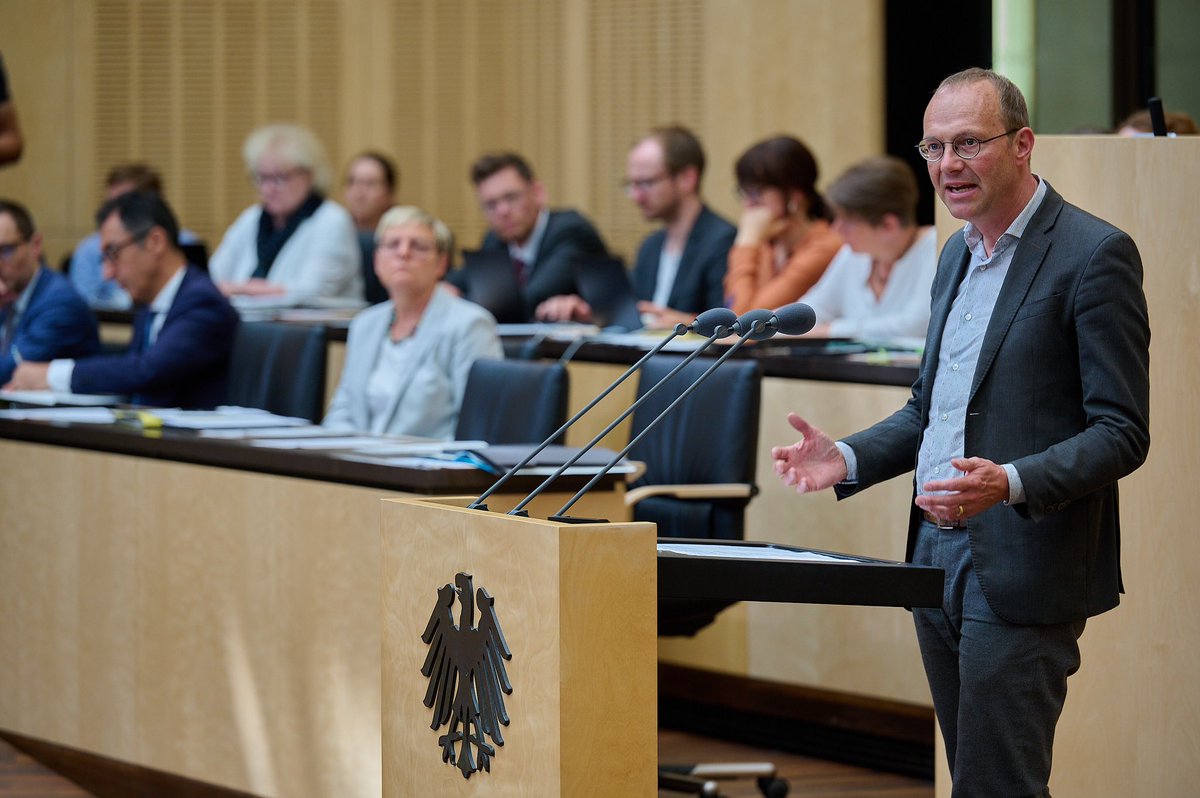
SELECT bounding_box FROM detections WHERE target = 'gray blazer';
[839,182,1151,625]
[323,286,504,439]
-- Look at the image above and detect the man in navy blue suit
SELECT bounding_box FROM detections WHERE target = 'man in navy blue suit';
[0,199,99,384]
[6,192,238,408]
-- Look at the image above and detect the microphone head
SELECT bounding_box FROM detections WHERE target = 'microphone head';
[692,307,738,338]
[734,308,777,341]
[771,302,817,335]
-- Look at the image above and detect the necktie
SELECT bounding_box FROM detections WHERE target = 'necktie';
[512,257,528,287]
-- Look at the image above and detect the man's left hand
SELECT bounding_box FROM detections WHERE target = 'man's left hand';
[4,361,51,391]
[915,456,1010,522]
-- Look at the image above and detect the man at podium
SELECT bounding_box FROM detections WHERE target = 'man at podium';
[771,68,1151,797]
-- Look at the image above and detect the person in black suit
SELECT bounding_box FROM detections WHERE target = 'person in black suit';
[446,152,607,321]
[771,68,1150,796]
[536,126,735,329]
[7,192,239,409]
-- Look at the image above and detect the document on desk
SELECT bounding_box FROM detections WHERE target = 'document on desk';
[495,322,598,338]
[0,389,125,407]
[359,455,479,470]
[152,407,311,430]
[199,425,345,440]
[657,542,858,563]
[589,330,708,352]
[248,435,401,450]
[0,406,118,423]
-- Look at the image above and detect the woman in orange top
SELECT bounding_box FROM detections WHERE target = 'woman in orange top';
[723,136,843,314]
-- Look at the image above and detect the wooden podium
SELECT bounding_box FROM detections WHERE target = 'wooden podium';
[381,496,658,797]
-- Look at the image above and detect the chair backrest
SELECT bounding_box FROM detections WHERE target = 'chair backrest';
[226,322,328,422]
[629,355,761,538]
[573,255,642,331]
[455,359,569,444]
[629,355,762,636]
[459,250,527,324]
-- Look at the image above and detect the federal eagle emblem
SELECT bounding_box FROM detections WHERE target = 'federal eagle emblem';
[420,572,513,779]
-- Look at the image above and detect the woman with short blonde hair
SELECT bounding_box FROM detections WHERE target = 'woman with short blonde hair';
[209,123,361,300]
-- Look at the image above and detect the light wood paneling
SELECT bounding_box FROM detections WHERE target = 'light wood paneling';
[0,0,884,268]
[0,442,390,797]
[0,440,627,797]
[382,497,657,796]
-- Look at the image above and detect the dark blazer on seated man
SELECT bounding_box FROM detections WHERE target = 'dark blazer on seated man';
[6,191,239,409]
[454,208,608,320]
[632,205,735,313]
[451,152,608,322]
[71,265,238,408]
[0,265,100,385]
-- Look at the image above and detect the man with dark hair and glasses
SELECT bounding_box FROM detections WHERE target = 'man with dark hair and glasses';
[446,151,608,322]
[0,199,99,384]
[6,192,239,409]
[771,67,1150,796]
[535,126,736,329]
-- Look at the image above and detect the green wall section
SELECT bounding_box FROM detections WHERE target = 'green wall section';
[1158,0,1200,128]
[1033,0,1113,133]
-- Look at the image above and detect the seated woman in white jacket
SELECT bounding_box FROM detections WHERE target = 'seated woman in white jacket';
[208,124,362,300]
[799,155,936,341]
[323,205,503,439]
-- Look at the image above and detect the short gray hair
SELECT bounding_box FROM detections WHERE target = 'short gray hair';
[242,124,333,193]
[936,68,1030,131]
[375,205,455,257]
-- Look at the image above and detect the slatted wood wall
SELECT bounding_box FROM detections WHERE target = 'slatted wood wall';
[0,0,882,267]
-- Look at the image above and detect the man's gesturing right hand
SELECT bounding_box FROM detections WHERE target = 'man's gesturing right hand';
[771,412,849,494]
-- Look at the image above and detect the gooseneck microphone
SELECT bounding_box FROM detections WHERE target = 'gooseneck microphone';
[548,302,814,519]
[467,307,737,510]
[770,302,818,336]
[499,310,761,516]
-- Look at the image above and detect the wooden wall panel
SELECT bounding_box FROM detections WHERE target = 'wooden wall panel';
[585,0,705,261]
[0,0,883,267]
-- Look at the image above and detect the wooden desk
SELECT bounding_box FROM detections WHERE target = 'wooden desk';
[0,419,625,798]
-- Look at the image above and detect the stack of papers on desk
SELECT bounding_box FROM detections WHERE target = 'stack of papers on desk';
[588,330,708,352]
[151,406,311,430]
[495,322,598,338]
[0,389,125,407]
[0,406,118,423]
[232,294,368,321]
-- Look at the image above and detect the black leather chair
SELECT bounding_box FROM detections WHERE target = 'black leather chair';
[225,322,328,423]
[626,356,788,797]
[454,359,569,444]
[627,355,761,634]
